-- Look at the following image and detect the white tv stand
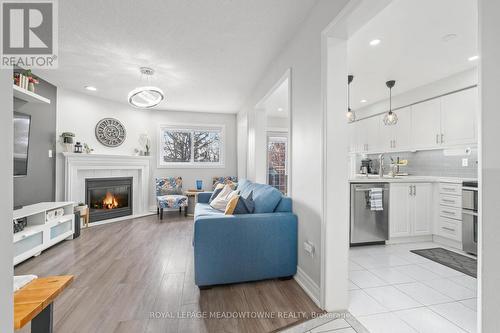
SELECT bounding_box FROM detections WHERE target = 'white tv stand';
[13,202,75,265]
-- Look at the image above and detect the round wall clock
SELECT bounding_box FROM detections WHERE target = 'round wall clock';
[95,118,126,147]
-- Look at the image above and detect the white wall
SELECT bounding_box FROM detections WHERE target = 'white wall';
[56,88,237,208]
[238,0,350,301]
[479,0,500,331]
[355,68,478,119]
[0,70,14,332]
[266,116,289,131]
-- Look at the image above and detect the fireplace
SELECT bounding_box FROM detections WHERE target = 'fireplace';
[85,177,133,223]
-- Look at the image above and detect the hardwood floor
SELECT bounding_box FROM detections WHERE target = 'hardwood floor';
[15,214,321,333]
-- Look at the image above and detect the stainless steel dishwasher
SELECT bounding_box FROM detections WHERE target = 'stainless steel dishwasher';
[350,183,389,246]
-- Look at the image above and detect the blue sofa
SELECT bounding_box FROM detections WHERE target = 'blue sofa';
[193,179,298,287]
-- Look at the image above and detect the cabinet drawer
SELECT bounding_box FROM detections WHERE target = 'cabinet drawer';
[439,183,461,195]
[439,206,462,220]
[437,217,462,241]
[439,194,462,208]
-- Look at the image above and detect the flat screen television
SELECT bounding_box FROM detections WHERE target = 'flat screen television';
[13,112,31,177]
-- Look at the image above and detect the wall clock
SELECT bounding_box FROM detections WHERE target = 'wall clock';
[95,118,126,147]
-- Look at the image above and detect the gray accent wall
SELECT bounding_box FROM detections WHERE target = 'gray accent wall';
[14,75,57,207]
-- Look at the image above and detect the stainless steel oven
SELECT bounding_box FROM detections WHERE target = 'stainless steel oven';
[462,181,478,255]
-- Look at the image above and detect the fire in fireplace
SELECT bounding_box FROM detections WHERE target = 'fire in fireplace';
[85,177,133,222]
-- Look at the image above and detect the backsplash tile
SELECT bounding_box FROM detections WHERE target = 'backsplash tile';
[361,148,478,178]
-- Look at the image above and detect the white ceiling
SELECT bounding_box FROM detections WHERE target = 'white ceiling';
[348,0,477,111]
[262,78,289,118]
[36,0,317,113]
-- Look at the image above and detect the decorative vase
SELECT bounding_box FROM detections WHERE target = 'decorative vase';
[196,180,203,191]
[28,82,35,93]
[63,143,73,153]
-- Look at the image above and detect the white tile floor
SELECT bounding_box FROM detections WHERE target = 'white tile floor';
[349,241,477,333]
[285,241,477,333]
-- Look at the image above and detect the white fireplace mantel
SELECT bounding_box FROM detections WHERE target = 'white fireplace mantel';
[63,153,151,223]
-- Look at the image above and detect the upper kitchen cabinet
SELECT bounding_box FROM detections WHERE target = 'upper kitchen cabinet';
[411,98,442,150]
[441,87,478,146]
[356,115,381,153]
[380,106,412,152]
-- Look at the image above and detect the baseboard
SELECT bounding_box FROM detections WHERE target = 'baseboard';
[85,212,155,227]
[386,235,433,244]
[294,266,321,308]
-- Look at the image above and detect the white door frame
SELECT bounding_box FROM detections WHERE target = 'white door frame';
[255,68,293,197]
[319,0,395,311]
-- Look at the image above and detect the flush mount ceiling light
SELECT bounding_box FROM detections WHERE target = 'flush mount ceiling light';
[128,67,164,109]
[369,39,381,46]
[468,55,479,62]
[360,99,367,103]
[346,75,356,123]
[383,80,398,126]
[277,107,284,112]
[85,86,97,91]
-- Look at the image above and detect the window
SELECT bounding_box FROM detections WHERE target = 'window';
[159,125,224,168]
[267,133,288,195]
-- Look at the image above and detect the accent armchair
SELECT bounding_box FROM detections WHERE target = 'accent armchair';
[155,177,188,219]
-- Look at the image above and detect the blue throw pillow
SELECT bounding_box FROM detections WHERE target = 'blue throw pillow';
[225,191,255,215]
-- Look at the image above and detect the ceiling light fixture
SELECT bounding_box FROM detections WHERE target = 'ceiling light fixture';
[128,67,165,109]
[346,75,355,123]
[85,86,97,91]
[278,107,284,112]
[468,55,479,62]
[360,99,367,103]
[369,39,381,46]
[383,80,398,126]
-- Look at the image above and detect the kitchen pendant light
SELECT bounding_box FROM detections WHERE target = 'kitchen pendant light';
[128,67,165,109]
[383,80,398,126]
[346,75,356,123]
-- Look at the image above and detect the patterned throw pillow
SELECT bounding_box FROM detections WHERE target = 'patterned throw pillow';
[209,183,225,204]
[225,191,255,215]
[210,185,239,211]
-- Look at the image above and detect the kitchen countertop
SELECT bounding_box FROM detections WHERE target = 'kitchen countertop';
[349,175,478,184]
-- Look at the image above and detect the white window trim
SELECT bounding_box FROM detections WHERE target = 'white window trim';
[157,123,225,169]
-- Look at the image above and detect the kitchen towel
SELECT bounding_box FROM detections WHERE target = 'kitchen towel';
[370,188,383,211]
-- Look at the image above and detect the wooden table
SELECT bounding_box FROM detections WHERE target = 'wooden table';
[14,275,74,332]
[185,191,204,216]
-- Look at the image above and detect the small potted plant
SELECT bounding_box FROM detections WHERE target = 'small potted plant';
[23,70,39,93]
[74,202,88,214]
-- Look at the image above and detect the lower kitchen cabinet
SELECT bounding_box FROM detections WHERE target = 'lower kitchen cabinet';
[389,183,432,238]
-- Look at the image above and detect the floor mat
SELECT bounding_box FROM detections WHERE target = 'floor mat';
[410,247,477,278]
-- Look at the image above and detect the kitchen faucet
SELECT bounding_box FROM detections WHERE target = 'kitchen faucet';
[378,154,384,178]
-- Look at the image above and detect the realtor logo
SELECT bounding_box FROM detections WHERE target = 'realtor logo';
[1,0,58,68]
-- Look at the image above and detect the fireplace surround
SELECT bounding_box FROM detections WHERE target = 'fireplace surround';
[85,177,133,223]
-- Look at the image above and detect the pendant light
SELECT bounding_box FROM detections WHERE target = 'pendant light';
[383,80,398,125]
[128,67,165,109]
[346,75,355,122]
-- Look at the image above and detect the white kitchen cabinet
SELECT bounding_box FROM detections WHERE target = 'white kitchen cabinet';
[348,121,358,153]
[389,184,412,237]
[380,106,412,151]
[412,183,433,235]
[356,115,381,153]
[411,99,441,150]
[441,87,478,146]
[389,183,433,239]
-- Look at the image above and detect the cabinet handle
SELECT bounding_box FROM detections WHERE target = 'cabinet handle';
[441,134,444,144]
[436,134,439,144]
[442,226,455,232]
